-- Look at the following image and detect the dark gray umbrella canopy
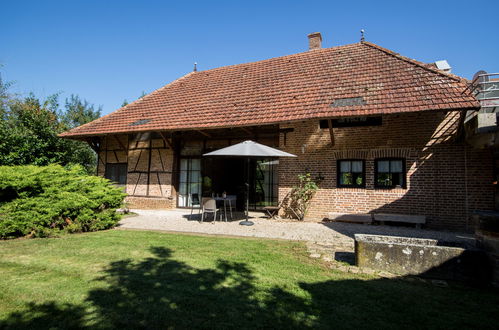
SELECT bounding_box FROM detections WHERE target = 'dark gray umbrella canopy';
[203,140,297,158]
[203,140,296,226]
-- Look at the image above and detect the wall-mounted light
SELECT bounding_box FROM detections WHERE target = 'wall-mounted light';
[316,172,325,182]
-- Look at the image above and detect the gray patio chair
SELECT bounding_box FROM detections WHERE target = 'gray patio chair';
[201,198,218,223]
[190,193,201,219]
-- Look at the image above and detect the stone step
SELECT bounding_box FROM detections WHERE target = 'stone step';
[327,212,372,224]
[373,213,426,224]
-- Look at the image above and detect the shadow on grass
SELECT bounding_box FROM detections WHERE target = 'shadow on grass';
[1,246,498,329]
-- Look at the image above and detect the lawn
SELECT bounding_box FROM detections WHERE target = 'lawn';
[0,230,498,329]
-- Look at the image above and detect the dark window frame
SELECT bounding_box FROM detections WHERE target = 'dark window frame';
[337,159,366,188]
[374,158,406,189]
[105,163,128,185]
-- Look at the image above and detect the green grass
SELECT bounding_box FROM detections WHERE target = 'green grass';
[0,230,498,329]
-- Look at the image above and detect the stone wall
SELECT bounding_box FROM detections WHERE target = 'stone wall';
[354,234,490,283]
[278,111,494,231]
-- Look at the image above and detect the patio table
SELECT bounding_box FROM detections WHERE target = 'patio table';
[214,196,236,221]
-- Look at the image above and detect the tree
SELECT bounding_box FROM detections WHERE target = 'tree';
[59,95,102,172]
[61,94,101,129]
[0,76,102,173]
[0,73,13,116]
[0,93,64,166]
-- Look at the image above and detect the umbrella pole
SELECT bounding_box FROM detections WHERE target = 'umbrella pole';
[240,157,254,226]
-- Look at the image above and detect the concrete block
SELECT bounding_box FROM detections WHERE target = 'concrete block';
[354,234,491,284]
[373,213,426,224]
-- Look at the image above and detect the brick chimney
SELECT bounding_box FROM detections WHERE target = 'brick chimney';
[308,32,322,50]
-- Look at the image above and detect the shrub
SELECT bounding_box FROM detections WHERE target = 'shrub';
[0,164,126,238]
[283,173,320,221]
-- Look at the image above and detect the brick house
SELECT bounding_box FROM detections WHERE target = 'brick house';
[60,33,493,231]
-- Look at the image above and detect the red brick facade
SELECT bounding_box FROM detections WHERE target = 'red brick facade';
[278,111,494,230]
[96,110,494,231]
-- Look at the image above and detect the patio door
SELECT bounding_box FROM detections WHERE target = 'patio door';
[178,158,202,207]
[251,159,278,209]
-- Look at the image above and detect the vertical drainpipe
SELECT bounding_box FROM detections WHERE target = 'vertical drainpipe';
[464,145,469,230]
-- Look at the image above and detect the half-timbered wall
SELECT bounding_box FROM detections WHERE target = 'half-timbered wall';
[95,127,282,209]
[97,133,175,209]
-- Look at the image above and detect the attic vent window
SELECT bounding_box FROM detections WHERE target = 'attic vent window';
[129,119,151,126]
[331,97,365,107]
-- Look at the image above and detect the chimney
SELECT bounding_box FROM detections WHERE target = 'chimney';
[308,32,322,50]
[434,60,452,73]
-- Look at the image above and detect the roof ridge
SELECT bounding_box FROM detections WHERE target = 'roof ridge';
[361,41,467,83]
[59,71,196,137]
[196,43,361,74]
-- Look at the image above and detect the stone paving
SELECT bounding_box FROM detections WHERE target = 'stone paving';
[118,209,475,252]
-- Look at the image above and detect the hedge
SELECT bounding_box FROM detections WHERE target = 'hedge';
[0,164,126,238]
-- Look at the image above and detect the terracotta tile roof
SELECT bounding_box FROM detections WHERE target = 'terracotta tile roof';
[60,41,478,138]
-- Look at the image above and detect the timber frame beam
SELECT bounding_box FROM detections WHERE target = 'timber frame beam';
[328,119,335,147]
[159,132,175,151]
[85,138,101,153]
[196,130,211,138]
[240,127,253,135]
[113,135,128,151]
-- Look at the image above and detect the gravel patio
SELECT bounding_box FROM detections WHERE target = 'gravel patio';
[117,209,475,251]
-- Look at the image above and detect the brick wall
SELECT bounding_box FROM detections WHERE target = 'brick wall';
[278,111,494,231]
[95,111,494,230]
[125,196,175,209]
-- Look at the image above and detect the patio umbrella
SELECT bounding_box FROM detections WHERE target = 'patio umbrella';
[203,140,297,226]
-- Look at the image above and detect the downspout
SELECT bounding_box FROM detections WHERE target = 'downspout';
[464,145,469,230]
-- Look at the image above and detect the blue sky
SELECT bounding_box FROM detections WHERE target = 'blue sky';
[1,0,498,115]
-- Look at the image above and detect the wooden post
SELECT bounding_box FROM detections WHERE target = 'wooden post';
[146,133,153,196]
[328,119,335,147]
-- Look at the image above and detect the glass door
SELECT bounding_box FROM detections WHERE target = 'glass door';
[251,158,279,209]
[178,158,202,207]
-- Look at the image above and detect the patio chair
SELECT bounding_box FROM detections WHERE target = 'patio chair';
[263,196,288,219]
[190,193,201,219]
[201,198,218,223]
[263,205,281,219]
